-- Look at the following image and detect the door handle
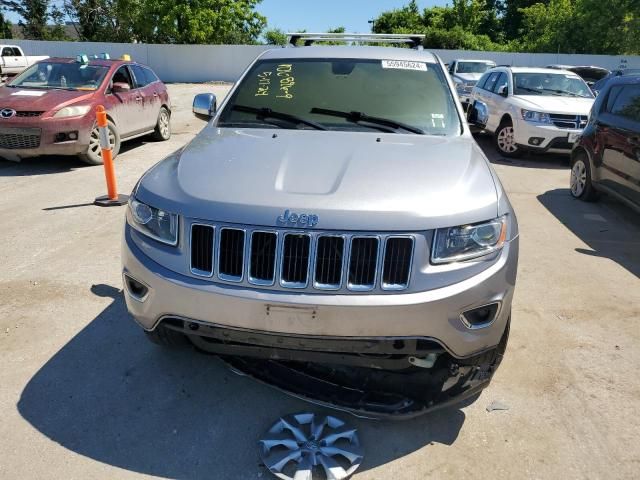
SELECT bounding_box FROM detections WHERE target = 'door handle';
[135,96,142,102]
[153,92,158,97]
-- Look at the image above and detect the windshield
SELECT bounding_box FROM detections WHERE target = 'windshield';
[219,58,461,136]
[9,62,110,91]
[456,62,495,74]
[513,72,594,98]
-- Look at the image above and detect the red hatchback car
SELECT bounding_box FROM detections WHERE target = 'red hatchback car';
[0,56,171,164]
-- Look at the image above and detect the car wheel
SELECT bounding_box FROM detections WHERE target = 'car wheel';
[152,107,171,141]
[570,153,598,201]
[79,121,121,165]
[495,120,522,158]
[144,324,188,347]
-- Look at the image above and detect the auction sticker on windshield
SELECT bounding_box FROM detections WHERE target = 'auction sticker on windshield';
[382,60,427,71]
[11,90,46,97]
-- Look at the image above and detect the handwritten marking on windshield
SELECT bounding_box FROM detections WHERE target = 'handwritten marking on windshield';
[255,70,272,97]
[276,64,295,99]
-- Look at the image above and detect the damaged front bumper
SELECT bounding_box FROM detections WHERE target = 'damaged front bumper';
[160,317,509,419]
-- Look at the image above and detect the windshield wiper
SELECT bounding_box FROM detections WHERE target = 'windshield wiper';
[310,107,424,134]
[231,105,327,131]
[516,87,543,95]
[543,89,581,97]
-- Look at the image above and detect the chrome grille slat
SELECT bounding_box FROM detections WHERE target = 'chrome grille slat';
[188,222,415,292]
[549,114,589,130]
[348,237,379,291]
[382,237,413,290]
[190,224,214,276]
[218,228,245,281]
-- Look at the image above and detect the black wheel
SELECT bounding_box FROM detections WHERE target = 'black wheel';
[144,324,188,347]
[152,107,171,141]
[495,120,523,158]
[79,121,121,165]
[570,152,599,201]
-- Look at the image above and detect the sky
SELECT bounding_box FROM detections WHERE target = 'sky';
[4,0,449,33]
[258,0,448,33]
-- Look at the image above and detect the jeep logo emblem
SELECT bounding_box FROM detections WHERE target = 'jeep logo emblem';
[277,209,319,227]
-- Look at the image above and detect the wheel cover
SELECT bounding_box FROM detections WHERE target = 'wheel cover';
[259,413,363,480]
[89,126,116,157]
[159,111,170,138]
[570,159,587,197]
[497,126,518,153]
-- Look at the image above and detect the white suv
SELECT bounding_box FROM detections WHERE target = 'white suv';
[469,67,595,157]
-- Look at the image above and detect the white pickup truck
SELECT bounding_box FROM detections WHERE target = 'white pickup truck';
[0,45,49,79]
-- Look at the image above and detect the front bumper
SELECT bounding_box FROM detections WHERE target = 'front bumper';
[513,118,581,152]
[0,115,93,160]
[122,224,518,359]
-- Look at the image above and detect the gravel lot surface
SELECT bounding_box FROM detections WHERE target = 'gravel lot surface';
[1,83,639,480]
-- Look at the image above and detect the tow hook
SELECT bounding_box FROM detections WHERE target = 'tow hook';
[408,353,438,369]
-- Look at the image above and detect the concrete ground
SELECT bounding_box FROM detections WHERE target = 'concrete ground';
[0,83,639,480]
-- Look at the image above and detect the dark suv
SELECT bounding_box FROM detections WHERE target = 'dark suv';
[570,75,640,212]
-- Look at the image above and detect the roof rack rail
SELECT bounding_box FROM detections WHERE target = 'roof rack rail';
[287,33,426,49]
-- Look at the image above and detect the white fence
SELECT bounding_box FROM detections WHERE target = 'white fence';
[2,39,639,83]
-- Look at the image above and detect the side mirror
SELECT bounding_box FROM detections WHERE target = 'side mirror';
[193,93,217,120]
[468,101,489,129]
[497,85,508,97]
[112,82,130,93]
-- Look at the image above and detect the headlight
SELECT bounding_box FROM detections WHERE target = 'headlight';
[53,105,91,118]
[521,109,551,124]
[128,197,179,246]
[431,216,508,264]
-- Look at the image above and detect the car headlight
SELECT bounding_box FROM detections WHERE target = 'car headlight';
[128,197,179,246]
[521,109,551,124]
[431,216,508,264]
[53,105,91,118]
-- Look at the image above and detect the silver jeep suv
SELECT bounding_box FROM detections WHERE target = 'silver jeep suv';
[122,34,519,418]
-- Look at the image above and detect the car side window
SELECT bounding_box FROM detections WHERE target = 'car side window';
[12,47,22,56]
[130,65,149,88]
[609,84,640,122]
[112,65,134,90]
[2,47,13,56]
[476,72,490,90]
[484,72,500,92]
[493,72,508,94]
[143,67,159,85]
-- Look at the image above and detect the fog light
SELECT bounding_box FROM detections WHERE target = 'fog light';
[460,303,500,329]
[68,131,78,140]
[528,137,544,146]
[123,273,149,302]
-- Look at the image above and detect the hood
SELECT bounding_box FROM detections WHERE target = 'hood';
[454,72,482,83]
[513,95,594,115]
[137,128,499,231]
[0,86,94,112]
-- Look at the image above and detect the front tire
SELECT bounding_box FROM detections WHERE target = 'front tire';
[79,121,121,165]
[570,152,598,201]
[152,107,171,141]
[495,120,523,158]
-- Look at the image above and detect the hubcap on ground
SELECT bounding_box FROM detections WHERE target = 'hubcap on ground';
[497,126,517,153]
[570,159,587,197]
[259,413,363,480]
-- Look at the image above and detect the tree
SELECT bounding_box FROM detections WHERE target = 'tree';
[3,0,69,40]
[138,0,266,44]
[0,13,12,38]
[264,27,287,46]
[63,0,142,42]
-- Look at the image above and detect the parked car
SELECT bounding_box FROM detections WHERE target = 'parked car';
[468,67,595,157]
[0,45,48,80]
[448,59,496,108]
[546,64,610,89]
[570,75,640,212]
[122,34,519,418]
[0,56,171,164]
[592,68,640,96]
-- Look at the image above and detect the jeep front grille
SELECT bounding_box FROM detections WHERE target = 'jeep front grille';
[188,222,415,292]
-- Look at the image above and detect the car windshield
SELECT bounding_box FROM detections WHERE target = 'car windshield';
[9,62,110,91]
[513,72,594,98]
[456,62,495,74]
[219,58,461,136]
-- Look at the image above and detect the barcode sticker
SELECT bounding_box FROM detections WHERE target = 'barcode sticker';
[382,60,427,71]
